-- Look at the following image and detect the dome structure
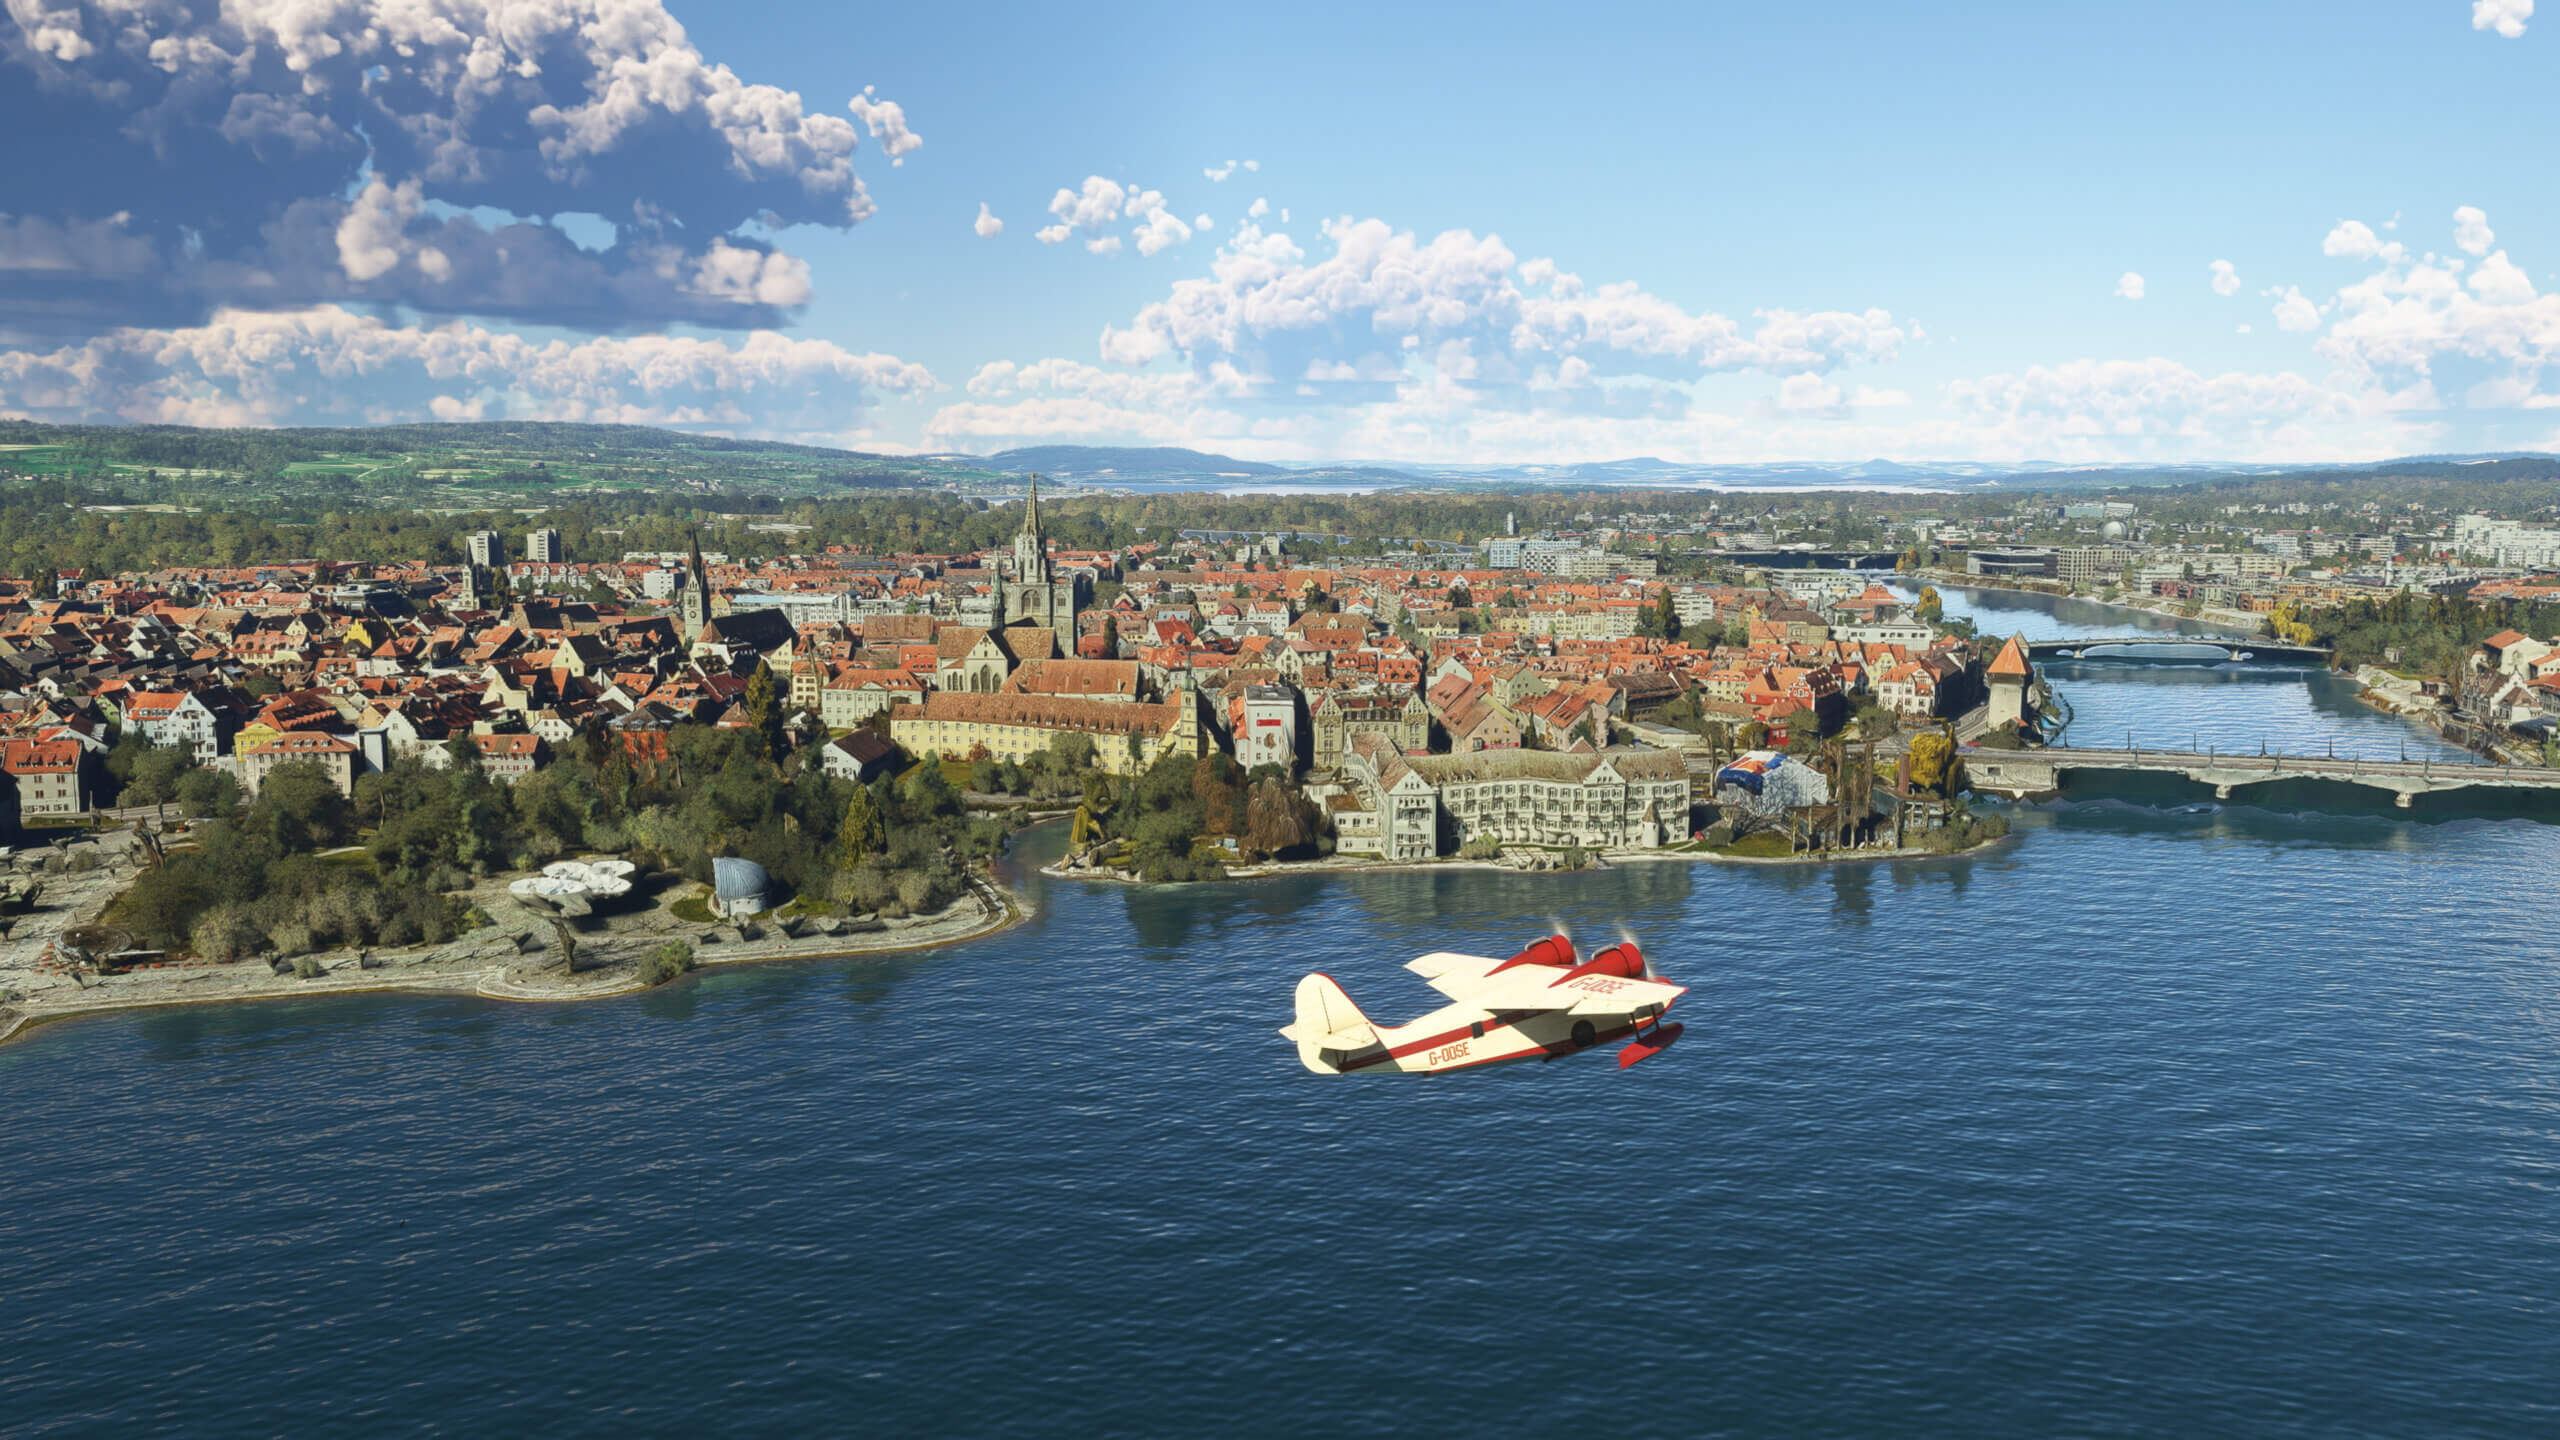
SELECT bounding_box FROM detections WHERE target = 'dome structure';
[2100,519,2128,541]
[712,857,773,918]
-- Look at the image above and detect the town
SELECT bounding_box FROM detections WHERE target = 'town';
[0,479,2017,877]
[7,455,2560,986]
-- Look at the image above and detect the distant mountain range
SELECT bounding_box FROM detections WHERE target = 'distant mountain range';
[975,445,1285,477]
[8,417,2556,498]
[948,444,2560,494]
[943,444,2560,493]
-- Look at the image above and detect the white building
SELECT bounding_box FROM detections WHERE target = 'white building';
[122,690,227,763]
[526,527,563,563]
[1671,588,1718,627]
[2057,547,2117,590]
[1835,619,1935,648]
[1237,684,1300,772]
[2454,514,2560,569]
[1519,540,1584,574]
[1331,738,1687,857]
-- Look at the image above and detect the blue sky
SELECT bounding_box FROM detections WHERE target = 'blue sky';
[1,0,2554,464]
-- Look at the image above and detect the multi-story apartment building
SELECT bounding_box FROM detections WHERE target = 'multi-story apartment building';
[1329,738,1688,858]
[3,737,88,822]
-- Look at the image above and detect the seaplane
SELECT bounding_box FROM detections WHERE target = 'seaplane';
[1280,933,1687,1075]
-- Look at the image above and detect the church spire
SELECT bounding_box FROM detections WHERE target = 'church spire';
[1014,474,1049,586]
[678,525,709,641]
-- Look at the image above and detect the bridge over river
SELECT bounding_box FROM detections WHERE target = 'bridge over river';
[1966,745,2560,808]
[2023,637,2332,665]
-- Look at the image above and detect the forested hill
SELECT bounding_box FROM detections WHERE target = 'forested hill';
[0,420,894,467]
[0,419,996,503]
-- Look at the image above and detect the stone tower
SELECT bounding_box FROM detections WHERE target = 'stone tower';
[677,529,710,642]
[1014,472,1050,587]
[1004,474,1078,632]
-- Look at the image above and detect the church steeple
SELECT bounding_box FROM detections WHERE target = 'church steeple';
[678,526,709,640]
[1014,474,1050,586]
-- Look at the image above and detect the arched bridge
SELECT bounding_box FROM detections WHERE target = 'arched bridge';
[2022,637,2330,665]
[1966,746,2560,808]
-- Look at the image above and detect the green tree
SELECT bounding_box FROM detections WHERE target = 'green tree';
[242,762,356,854]
[1639,589,1681,640]
[174,767,239,818]
[743,662,785,762]
[901,755,960,819]
[834,785,887,867]
[1906,730,1956,794]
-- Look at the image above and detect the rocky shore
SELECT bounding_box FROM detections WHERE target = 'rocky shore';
[0,828,1022,1049]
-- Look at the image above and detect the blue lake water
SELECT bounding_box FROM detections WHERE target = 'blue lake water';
[6,588,2558,1437]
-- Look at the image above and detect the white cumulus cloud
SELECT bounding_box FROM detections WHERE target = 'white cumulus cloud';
[2323,220,2405,264]
[2271,287,2323,332]
[2468,250,2537,306]
[2473,0,2533,38]
[1042,176,1130,243]
[2210,260,2241,297]
[1036,175,1193,254]
[1090,217,1904,384]
[1775,373,1844,412]
[2307,237,2560,414]
[1132,206,1195,257]
[0,0,910,338]
[0,305,937,434]
[974,203,1004,239]
[848,86,923,166]
[1945,358,2364,452]
[2114,272,2146,300]
[2454,205,2496,257]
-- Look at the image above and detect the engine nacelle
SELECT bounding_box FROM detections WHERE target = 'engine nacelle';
[1491,933,1577,974]
[1557,942,1644,985]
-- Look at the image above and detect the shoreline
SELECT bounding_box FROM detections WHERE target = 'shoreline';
[1040,828,2010,887]
[0,844,1029,1050]
[1908,569,2272,637]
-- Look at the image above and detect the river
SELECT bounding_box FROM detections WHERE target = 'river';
[4,588,2556,1438]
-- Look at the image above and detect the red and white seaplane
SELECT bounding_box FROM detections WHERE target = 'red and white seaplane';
[1281,934,1686,1075]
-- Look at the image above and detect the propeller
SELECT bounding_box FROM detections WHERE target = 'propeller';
[1615,925,1662,982]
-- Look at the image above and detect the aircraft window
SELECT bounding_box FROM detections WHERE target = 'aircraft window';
[1571,1020,1596,1049]
[1469,1022,1484,1039]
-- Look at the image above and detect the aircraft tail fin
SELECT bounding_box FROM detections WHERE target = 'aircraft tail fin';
[1279,972,1378,1074]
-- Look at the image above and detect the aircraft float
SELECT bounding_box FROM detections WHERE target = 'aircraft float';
[1281,933,1686,1074]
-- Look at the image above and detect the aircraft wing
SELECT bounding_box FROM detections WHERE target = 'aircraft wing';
[1434,966,1689,1016]
[1405,951,1509,1002]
